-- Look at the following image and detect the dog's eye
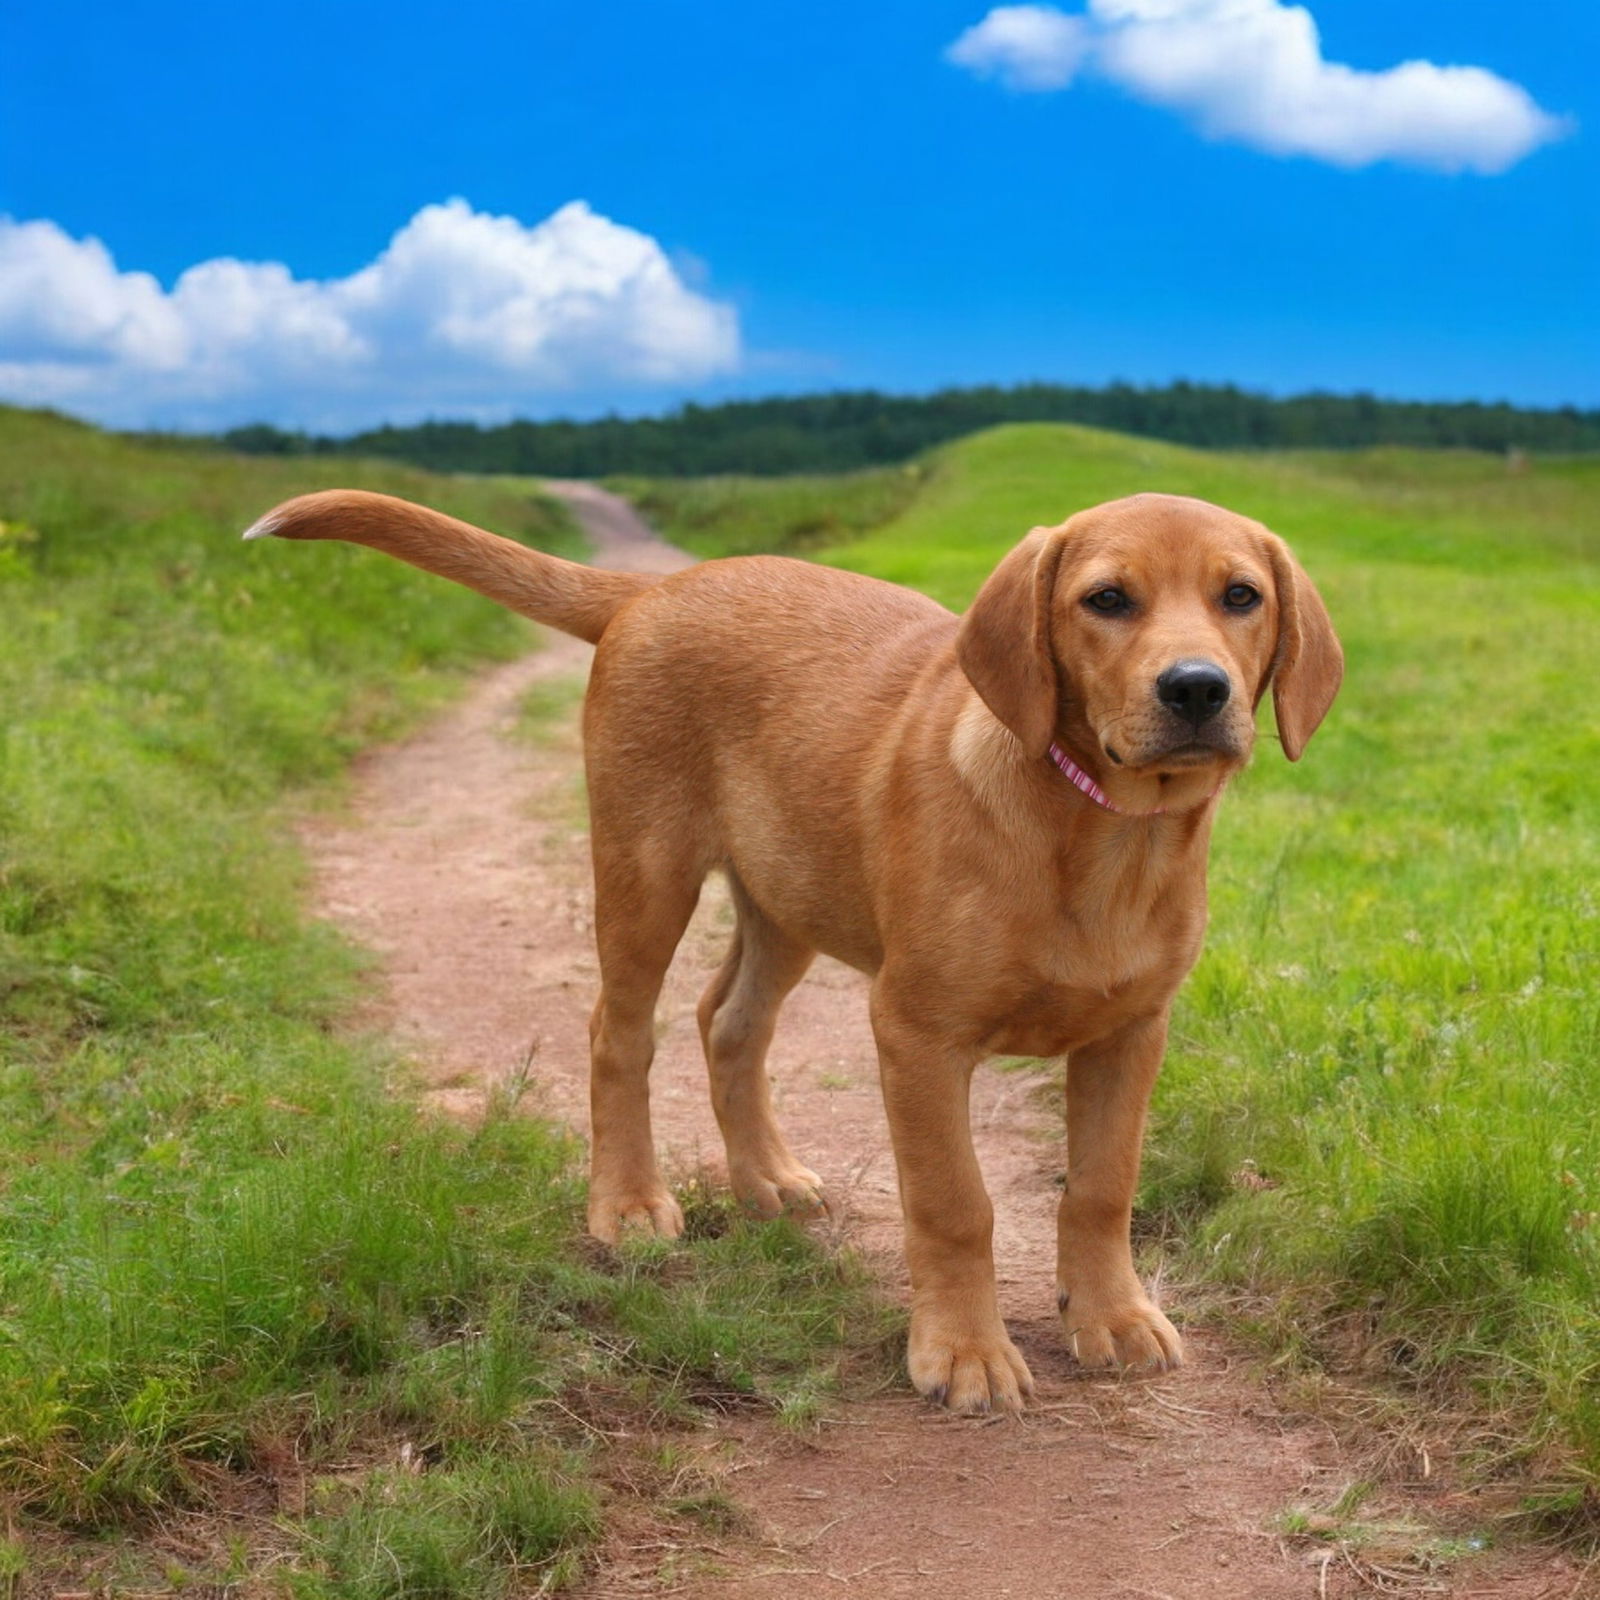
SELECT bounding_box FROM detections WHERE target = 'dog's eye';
[1084,587,1130,614]
[1223,583,1261,610]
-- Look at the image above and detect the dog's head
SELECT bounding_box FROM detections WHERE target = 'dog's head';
[957,494,1342,812]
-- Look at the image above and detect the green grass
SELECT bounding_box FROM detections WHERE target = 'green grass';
[625,422,1600,1494]
[609,463,925,560]
[0,407,896,1590]
[515,675,588,747]
[294,1455,600,1600]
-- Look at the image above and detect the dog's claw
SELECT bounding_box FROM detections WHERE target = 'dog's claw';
[909,1322,1035,1414]
[731,1162,829,1222]
[1059,1288,1183,1373]
[588,1189,685,1244]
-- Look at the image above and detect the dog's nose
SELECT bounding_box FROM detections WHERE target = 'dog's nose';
[1156,659,1231,726]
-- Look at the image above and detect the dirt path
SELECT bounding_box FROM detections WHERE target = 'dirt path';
[303,485,1578,1600]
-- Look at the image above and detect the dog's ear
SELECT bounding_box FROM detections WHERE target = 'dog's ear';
[957,526,1071,758]
[1263,535,1343,761]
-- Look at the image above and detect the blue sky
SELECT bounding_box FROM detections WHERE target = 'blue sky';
[1,1,1593,430]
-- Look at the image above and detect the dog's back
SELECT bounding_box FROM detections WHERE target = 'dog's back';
[584,555,953,972]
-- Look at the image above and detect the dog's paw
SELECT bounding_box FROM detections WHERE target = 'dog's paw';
[731,1160,829,1222]
[587,1188,685,1244]
[908,1318,1035,1414]
[1057,1285,1182,1372]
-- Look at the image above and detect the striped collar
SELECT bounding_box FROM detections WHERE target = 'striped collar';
[1047,742,1224,817]
[1046,742,1168,816]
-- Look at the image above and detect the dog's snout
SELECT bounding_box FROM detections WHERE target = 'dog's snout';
[1156,659,1231,727]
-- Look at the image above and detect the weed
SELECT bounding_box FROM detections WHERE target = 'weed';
[292,1457,597,1600]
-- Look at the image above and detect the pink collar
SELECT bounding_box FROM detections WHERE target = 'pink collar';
[1047,742,1223,818]
[1047,742,1148,814]
[1043,739,1145,812]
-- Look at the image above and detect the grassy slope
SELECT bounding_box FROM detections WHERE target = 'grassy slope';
[609,464,926,559]
[0,409,892,1592]
[636,424,1600,1495]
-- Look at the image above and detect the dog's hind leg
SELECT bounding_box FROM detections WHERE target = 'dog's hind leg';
[698,876,827,1220]
[585,837,703,1244]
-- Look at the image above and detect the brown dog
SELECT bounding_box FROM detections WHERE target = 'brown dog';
[244,488,1341,1412]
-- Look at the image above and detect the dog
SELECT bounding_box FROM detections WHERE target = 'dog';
[244,488,1341,1413]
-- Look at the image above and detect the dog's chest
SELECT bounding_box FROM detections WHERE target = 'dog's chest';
[976,876,1203,1057]
[982,964,1164,1059]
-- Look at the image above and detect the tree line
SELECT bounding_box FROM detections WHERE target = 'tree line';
[217,382,1600,476]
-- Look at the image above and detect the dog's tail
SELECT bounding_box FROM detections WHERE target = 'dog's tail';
[242,489,661,645]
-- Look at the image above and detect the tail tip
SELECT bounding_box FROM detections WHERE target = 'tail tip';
[241,510,284,542]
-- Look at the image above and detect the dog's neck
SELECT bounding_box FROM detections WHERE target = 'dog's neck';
[1046,742,1158,815]
[952,701,1218,829]
[1046,727,1227,817]
[1045,742,1226,818]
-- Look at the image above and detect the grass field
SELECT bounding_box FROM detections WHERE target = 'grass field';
[4,401,1595,1581]
[634,424,1600,1505]
[0,407,894,1592]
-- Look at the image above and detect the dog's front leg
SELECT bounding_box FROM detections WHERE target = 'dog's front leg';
[1057,1011,1183,1371]
[872,990,1035,1413]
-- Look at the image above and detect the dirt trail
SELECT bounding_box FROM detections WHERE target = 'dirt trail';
[303,485,1575,1600]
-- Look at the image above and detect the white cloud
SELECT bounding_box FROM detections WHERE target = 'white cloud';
[0,199,741,430]
[946,6,1091,91]
[947,0,1571,173]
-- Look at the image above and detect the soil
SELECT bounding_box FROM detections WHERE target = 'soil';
[301,482,1585,1600]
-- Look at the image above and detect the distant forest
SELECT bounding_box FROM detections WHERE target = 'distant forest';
[216,382,1600,477]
